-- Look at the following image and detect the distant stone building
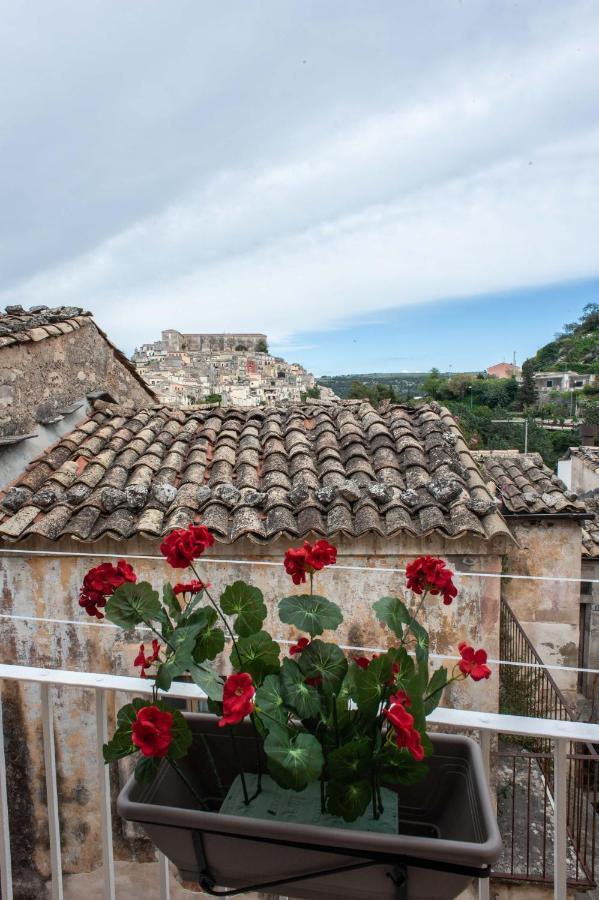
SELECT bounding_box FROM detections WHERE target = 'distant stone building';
[160,330,267,353]
[487,362,521,379]
[0,305,155,489]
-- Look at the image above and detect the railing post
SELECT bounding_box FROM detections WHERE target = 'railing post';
[41,682,63,900]
[0,689,13,900]
[553,737,568,900]
[158,851,170,900]
[95,688,116,900]
[478,729,491,900]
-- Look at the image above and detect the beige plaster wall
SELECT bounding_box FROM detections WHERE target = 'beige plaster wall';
[501,519,582,700]
[0,532,503,888]
[0,322,153,438]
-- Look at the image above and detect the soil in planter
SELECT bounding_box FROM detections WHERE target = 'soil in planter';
[220,774,399,834]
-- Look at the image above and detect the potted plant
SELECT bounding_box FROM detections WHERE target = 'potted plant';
[79,527,501,899]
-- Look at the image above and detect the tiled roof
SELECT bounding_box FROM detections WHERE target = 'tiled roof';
[0,305,156,400]
[0,305,93,347]
[474,450,585,516]
[581,493,599,559]
[568,446,599,474]
[0,399,512,545]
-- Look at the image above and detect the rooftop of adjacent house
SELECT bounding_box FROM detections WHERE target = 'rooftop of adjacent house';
[0,304,156,399]
[580,491,599,559]
[473,449,586,517]
[564,446,599,473]
[0,399,512,545]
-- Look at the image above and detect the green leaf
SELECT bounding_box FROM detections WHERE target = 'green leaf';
[298,639,348,696]
[230,630,280,682]
[154,623,202,691]
[105,582,162,628]
[167,707,193,759]
[326,779,371,822]
[163,584,181,623]
[327,738,372,784]
[116,698,146,730]
[380,743,429,786]
[135,755,161,783]
[352,652,398,717]
[374,596,429,669]
[255,674,288,730]
[424,667,448,715]
[189,664,224,701]
[278,594,343,638]
[264,730,324,791]
[279,658,321,719]
[220,581,267,637]
[193,626,225,663]
[103,729,135,762]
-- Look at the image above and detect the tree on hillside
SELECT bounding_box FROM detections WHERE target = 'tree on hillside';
[349,381,397,404]
[256,339,268,353]
[422,368,446,399]
[519,360,537,408]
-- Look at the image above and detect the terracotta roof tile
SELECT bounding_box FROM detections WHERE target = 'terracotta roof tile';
[0,400,514,545]
[474,450,584,517]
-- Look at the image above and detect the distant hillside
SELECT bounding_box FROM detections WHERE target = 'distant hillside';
[319,372,431,399]
[529,302,598,374]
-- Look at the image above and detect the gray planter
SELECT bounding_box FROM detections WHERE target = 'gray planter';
[117,712,501,900]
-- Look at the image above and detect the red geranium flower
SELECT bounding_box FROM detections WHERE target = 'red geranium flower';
[283,540,337,585]
[290,637,310,656]
[172,580,211,596]
[219,673,255,727]
[134,639,161,678]
[131,705,173,757]
[304,675,323,687]
[160,524,214,568]
[353,655,371,670]
[384,694,424,761]
[405,556,458,605]
[79,560,137,618]
[458,642,491,681]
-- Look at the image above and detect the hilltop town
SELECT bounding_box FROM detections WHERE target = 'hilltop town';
[132,329,333,407]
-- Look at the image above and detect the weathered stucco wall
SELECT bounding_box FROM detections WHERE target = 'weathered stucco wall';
[501,519,582,700]
[0,532,502,890]
[580,557,599,700]
[0,322,153,438]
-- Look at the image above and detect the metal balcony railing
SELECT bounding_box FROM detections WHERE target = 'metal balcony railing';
[0,663,598,900]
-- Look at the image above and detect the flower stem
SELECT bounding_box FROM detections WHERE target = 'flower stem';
[144,620,176,654]
[403,588,429,645]
[199,734,225,798]
[250,713,263,795]
[229,728,250,805]
[189,563,242,663]
[168,758,209,810]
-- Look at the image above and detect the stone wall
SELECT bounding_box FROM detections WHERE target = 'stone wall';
[161,330,267,353]
[0,532,503,890]
[0,321,153,438]
[501,519,582,700]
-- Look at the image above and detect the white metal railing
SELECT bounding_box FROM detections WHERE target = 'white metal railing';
[0,663,598,900]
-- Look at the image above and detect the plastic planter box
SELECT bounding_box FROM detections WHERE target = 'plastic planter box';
[117,713,501,900]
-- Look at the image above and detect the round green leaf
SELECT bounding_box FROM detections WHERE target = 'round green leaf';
[264,730,324,791]
[189,664,224,701]
[255,674,288,730]
[105,582,162,628]
[135,756,161,784]
[326,779,371,822]
[278,594,343,637]
[231,630,280,681]
[298,639,348,695]
[220,581,267,637]
[327,738,372,784]
[279,658,321,719]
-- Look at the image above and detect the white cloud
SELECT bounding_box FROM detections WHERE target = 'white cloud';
[1,0,599,355]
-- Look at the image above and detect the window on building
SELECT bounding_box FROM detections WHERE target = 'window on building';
[581,581,593,596]
[546,380,553,387]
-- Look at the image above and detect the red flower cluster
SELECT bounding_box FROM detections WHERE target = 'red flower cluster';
[458,643,491,681]
[283,540,337,585]
[160,525,214,568]
[79,560,137,618]
[384,692,424,761]
[219,673,255,727]
[173,580,211,596]
[405,556,458,606]
[290,637,310,656]
[134,639,161,678]
[131,705,173,757]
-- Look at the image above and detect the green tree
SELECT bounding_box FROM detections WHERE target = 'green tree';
[518,360,537,408]
[203,393,222,404]
[256,339,268,353]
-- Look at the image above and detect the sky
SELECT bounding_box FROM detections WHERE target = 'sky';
[1,1,599,375]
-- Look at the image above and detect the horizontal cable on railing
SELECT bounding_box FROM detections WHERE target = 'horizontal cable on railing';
[0,610,597,677]
[0,547,597,584]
